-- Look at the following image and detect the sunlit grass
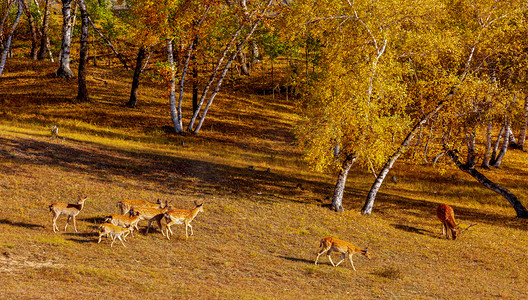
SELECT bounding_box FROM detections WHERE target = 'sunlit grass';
[1,58,528,298]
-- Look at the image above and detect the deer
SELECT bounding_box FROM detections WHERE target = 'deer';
[133,203,172,233]
[315,237,371,271]
[49,196,87,233]
[436,203,459,240]
[116,199,165,215]
[163,201,204,239]
[104,210,141,237]
[98,223,134,247]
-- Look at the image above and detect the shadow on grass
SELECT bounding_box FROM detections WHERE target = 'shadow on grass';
[279,255,315,265]
[80,217,106,225]
[64,231,99,244]
[0,219,46,229]
[370,192,528,232]
[392,224,432,236]
[1,131,527,234]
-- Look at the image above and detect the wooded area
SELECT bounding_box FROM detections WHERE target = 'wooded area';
[1,0,527,216]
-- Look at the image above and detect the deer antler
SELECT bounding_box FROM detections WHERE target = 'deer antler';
[459,223,476,234]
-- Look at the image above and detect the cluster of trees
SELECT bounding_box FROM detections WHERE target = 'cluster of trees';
[1,0,527,217]
[289,0,528,217]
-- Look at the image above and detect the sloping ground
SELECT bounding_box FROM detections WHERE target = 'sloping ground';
[1,58,528,299]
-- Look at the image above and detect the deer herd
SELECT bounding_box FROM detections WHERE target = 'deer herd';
[48,197,469,271]
[48,196,204,248]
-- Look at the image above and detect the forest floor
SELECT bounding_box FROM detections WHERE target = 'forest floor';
[0,58,528,299]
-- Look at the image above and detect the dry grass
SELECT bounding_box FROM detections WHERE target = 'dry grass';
[1,58,528,299]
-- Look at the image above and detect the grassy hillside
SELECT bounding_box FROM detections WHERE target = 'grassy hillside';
[1,58,528,299]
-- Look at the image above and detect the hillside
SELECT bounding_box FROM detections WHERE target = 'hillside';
[1,58,528,299]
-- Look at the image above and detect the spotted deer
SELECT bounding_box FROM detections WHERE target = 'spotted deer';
[163,201,204,239]
[315,237,371,271]
[104,210,141,237]
[436,203,459,240]
[98,223,134,247]
[116,199,165,215]
[49,196,87,233]
[133,203,172,232]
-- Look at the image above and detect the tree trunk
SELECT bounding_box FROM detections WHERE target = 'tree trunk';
[192,36,199,116]
[362,98,448,214]
[492,120,510,168]
[445,149,528,218]
[490,125,505,164]
[56,0,74,78]
[126,46,147,108]
[36,0,53,61]
[21,0,38,60]
[0,0,22,78]
[87,16,128,69]
[0,0,14,39]
[481,121,492,168]
[332,154,356,212]
[188,0,273,133]
[76,0,89,102]
[518,95,528,151]
[168,39,183,133]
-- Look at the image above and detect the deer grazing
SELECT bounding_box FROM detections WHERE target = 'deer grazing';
[116,199,165,215]
[98,223,134,247]
[436,203,459,240]
[49,196,87,233]
[315,237,371,271]
[104,210,141,237]
[163,201,204,239]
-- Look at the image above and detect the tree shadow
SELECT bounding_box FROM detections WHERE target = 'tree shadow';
[0,219,46,229]
[370,192,528,232]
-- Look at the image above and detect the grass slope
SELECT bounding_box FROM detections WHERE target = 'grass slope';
[1,58,527,299]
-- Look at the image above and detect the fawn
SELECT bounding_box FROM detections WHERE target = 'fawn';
[436,203,459,240]
[116,199,165,215]
[49,196,87,233]
[98,223,133,247]
[104,210,141,237]
[315,237,371,271]
[163,201,204,239]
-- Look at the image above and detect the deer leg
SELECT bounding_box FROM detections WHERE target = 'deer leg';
[73,216,78,232]
[52,213,59,232]
[334,253,345,267]
[117,235,126,247]
[188,222,193,236]
[98,231,105,243]
[64,216,71,231]
[315,249,327,265]
[327,250,337,267]
[348,254,356,271]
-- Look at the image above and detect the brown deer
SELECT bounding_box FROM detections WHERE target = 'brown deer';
[104,210,141,237]
[436,203,459,240]
[163,201,204,239]
[133,204,172,233]
[49,196,87,233]
[315,237,371,271]
[116,199,165,215]
[98,223,134,247]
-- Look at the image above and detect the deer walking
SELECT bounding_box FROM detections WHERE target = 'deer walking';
[315,237,371,271]
[163,202,204,239]
[49,196,87,233]
[104,210,141,237]
[436,203,459,240]
[116,199,165,215]
[98,223,134,247]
